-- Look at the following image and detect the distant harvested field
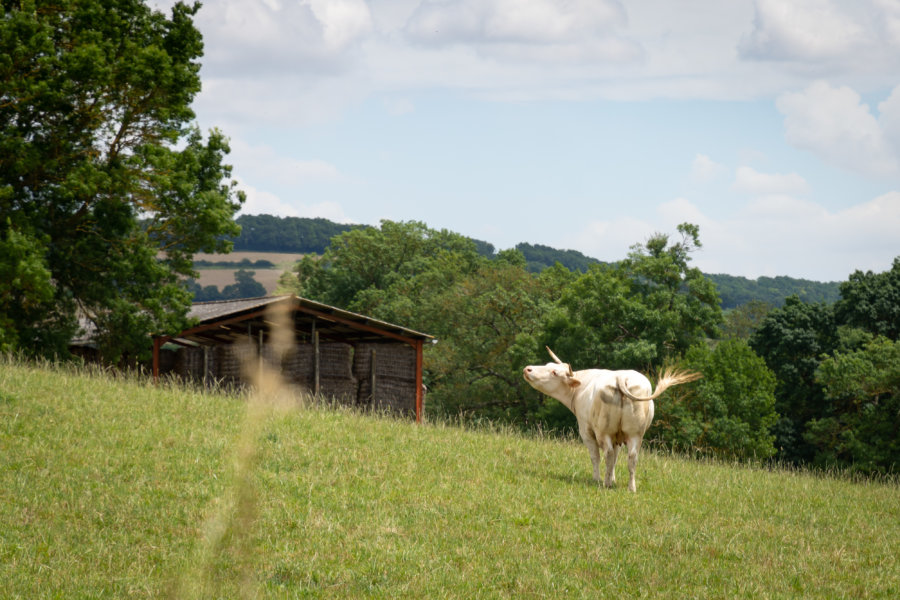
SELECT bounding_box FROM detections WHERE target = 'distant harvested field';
[194,268,284,293]
[192,252,305,294]
[193,251,305,268]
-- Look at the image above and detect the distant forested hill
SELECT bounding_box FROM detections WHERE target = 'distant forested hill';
[231,214,359,253]
[515,243,603,273]
[225,215,840,308]
[707,273,841,309]
[231,214,497,257]
[511,242,838,308]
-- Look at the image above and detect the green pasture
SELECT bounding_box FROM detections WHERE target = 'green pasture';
[1,360,897,598]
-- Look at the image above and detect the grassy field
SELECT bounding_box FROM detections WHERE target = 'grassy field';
[1,359,898,598]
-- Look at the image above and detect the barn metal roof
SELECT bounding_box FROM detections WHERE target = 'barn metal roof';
[159,294,434,348]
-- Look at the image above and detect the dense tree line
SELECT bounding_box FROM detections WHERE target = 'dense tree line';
[230,214,357,253]
[226,215,841,309]
[515,243,602,273]
[230,213,499,259]
[710,273,841,309]
[193,258,274,269]
[748,259,900,473]
[277,220,898,475]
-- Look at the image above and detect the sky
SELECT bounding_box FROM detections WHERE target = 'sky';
[151,0,900,282]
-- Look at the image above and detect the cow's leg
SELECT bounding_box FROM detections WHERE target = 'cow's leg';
[602,435,617,488]
[626,436,643,493]
[580,431,602,482]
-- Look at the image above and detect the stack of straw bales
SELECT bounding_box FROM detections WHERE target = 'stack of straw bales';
[354,343,417,416]
[173,339,418,417]
[281,342,358,405]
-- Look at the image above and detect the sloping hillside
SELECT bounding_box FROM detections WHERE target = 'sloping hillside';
[1,361,897,598]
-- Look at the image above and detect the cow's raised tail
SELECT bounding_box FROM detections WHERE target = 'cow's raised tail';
[617,368,701,402]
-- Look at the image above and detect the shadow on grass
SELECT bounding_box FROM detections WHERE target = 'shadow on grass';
[525,466,605,489]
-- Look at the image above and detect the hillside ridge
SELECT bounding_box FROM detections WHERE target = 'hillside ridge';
[224,214,841,308]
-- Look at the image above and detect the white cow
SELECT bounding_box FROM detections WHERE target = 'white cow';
[523,347,700,492]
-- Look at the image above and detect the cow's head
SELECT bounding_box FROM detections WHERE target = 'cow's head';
[522,347,581,395]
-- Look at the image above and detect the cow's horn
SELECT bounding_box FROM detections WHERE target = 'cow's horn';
[546,346,564,365]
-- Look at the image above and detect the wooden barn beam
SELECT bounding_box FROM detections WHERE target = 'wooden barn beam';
[291,304,420,347]
[415,339,424,424]
[152,337,161,383]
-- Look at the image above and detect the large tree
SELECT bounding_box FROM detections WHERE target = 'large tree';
[808,336,900,474]
[542,223,722,371]
[279,221,565,424]
[749,296,838,463]
[1,0,243,360]
[834,257,900,340]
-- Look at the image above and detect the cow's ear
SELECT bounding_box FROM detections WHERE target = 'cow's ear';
[568,377,581,388]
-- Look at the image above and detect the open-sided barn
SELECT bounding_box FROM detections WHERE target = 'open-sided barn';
[152,295,434,422]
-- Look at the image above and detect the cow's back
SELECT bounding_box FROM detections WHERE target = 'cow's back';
[577,369,655,439]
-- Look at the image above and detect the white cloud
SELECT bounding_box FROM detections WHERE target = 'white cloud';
[403,0,641,64]
[875,0,900,47]
[237,178,352,223]
[405,0,626,44]
[236,179,302,217]
[657,197,715,229]
[565,216,657,262]
[229,140,340,187]
[145,0,900,111]
[776,81,900,177]
[728,191,900,279]
[732,166,810,195]
[739,0,866,61]
[194,75,370,131]
[691,154,728,183]
[877,85,900,154]
[565,193,900,281]
[307,0,373,49]
[193,0,372,77]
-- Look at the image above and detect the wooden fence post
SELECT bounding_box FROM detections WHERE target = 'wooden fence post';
[369,348,377,405]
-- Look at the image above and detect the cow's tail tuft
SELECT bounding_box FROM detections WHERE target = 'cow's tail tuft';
[618,367,702,402]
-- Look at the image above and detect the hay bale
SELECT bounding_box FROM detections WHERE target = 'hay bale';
[318,375,359,406]
[358,375,417,416]
[319,343,354,379]
[174,347,204,380]
[281,344,314,381]
[353,343,416,382]
[280,342,354,382]
[215,343,256,384]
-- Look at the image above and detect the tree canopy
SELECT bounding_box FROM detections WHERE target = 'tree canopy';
[835,257,900,340]
[542,223,722,371]
[1,0,243,360]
